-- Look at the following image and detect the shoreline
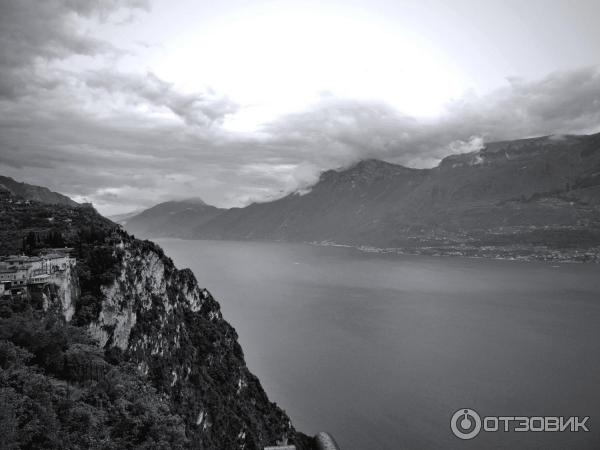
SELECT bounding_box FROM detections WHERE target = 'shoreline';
[152,236,600,264]
[309,241,600,264]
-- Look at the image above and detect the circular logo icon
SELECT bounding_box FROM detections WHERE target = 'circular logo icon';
[451,408,482,440]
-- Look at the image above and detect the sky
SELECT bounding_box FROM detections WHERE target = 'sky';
[1,0,600,215]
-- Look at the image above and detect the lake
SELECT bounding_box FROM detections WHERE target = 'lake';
[157,239,600,450]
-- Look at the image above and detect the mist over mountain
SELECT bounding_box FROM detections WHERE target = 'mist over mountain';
[124,133,600,260]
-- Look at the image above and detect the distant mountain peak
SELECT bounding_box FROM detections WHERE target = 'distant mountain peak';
[320,158,418,184]
[177,197,207,205]
[352,158,398,169]
[122,196,223,238]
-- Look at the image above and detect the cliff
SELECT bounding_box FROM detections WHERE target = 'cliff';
[0,188,313,449]
[84,236,310,449]
[38,259,80,322]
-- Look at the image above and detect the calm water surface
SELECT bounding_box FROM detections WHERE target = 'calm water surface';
[157,239,600,450]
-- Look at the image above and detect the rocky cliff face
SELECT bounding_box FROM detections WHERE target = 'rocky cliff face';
[82,236,311,449]
[0,189,313,449]
[52,260,79,321]
[35,260,80,322]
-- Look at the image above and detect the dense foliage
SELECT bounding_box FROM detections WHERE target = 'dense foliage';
[0,308,188,450]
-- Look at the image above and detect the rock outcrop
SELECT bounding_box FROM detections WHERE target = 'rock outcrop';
[37,260,79,322]
[83,237,311,449]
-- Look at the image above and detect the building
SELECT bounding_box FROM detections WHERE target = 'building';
[0,265,31,296]
[0,252,76,298]
[0,266,28,284]
[2,255,33,268]
[39,248,75,272]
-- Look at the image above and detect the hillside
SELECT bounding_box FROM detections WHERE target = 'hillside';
[189,133,600,261]
[0,189,313,449]
[0,175,78,207]
[123,199,224,239]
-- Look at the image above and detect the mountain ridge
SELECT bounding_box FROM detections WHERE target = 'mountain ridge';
[123,199,225,239]
[125,132,600,261]
[119,132,600,260]
[0,175,78,207]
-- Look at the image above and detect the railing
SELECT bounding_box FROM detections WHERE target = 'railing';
[314,432,341,450]
[264,432,341,450]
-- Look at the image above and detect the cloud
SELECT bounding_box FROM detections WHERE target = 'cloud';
[0,0,149,98]
[0,1,600,214]
[84,71,238,126]
[264,66,600,171]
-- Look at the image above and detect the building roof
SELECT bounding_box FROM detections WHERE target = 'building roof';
[2,255,42,264]
[44,253,69,260]
[40,247,74,255]
[4,256,30,263]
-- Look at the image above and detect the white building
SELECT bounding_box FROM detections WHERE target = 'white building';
[0,252,76,296]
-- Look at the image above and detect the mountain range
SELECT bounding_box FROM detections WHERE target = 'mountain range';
[121,133,600,260]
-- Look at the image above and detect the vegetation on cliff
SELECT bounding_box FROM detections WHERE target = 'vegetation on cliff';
[0,190,313,449]
[0,309,189,449]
